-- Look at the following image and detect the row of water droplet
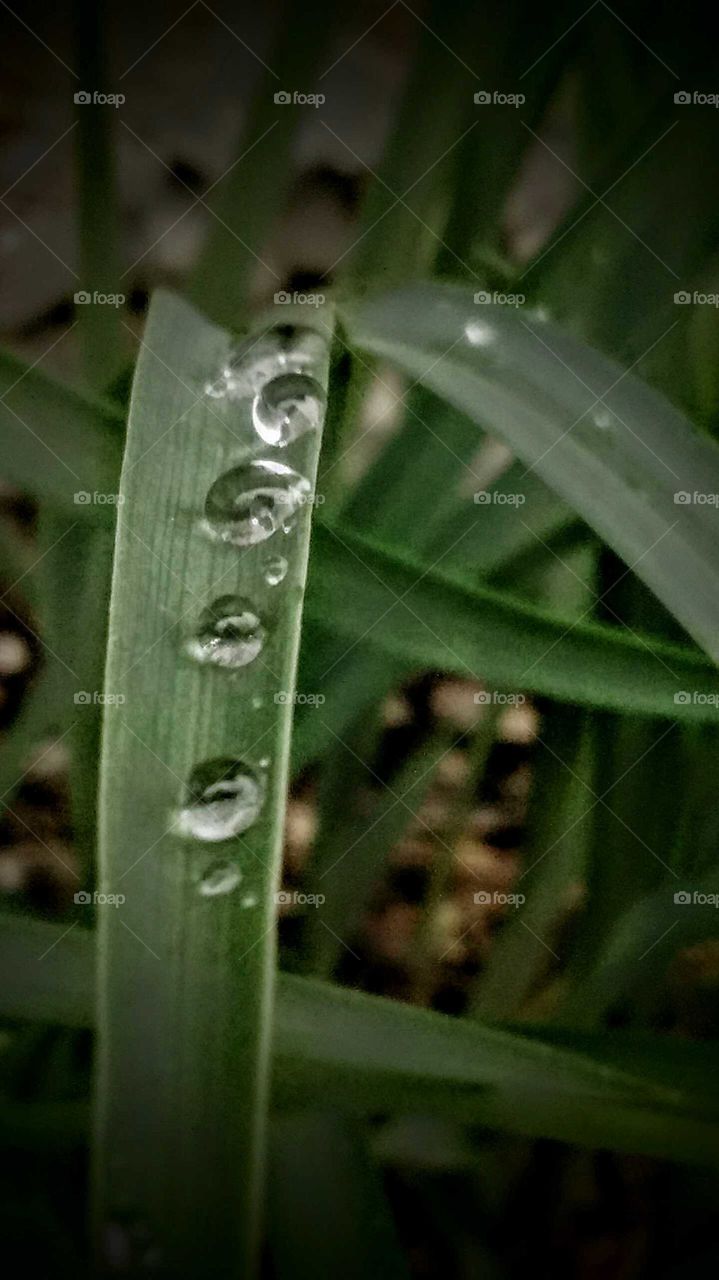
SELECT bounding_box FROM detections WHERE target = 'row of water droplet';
[175,325,326,895]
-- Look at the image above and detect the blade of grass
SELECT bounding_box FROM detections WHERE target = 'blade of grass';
[305,522,719,724]
[3,915,719,1165]
[342,282,719,663]
[91,291,331,1277]
[268,1113,410,1280]
[0,349,123,516]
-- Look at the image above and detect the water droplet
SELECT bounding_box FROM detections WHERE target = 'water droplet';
[252,372,325,447]
[176,759,263,841]
[186,596,265,669]
[264,554,288,586]
[592,408,614,430]
[241,893,258,909]
[198,861,242,897]
[251,695,264,710]
[258,756,270,768]
[204,460,311,547]
[464,321,495,348]
[208,326,325,400]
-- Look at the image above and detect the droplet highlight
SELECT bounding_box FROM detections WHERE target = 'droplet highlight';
[198,861,243,897]
[176,758,263,842]
[204,460,311,547]
[464,320,495,348]
[263,555,288,586]
[207,325,325,400]
[186,596,265,669]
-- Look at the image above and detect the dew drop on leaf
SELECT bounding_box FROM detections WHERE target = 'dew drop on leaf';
[263,555,288,586]
[252,372,325,446]
[185,596,265,669]
[175,759,263,841]
[204,460,311,547]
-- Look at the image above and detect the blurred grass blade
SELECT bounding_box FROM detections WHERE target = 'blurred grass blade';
[74,0,124,388]
[306,522,719,723]
[0,348,123,515]
[341,283,719,663]
[3,915,719,1165]
[268,1113,409,1280]
[91,291,331,1276]
[189,0,339,324]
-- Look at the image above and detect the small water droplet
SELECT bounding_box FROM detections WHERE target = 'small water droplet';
[264,555,288,586]
[252,372,325,447]
[241,892,258,909]
[251,695,264,710]
[176,759,263,841]
[204,460,311,547]
[464,321,495,348]
[186,596,265,669]
[198,861,242,897]
[258,756,270,768]
[592,408,614,430]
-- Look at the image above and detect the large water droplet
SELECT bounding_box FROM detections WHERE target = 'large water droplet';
[464,320,495,348]
[198,861,243,897]
[176,759,263,841]
[252,372,325,446]
[204,460,311,547]
[186,596,265,669]
[264,554,288,586]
